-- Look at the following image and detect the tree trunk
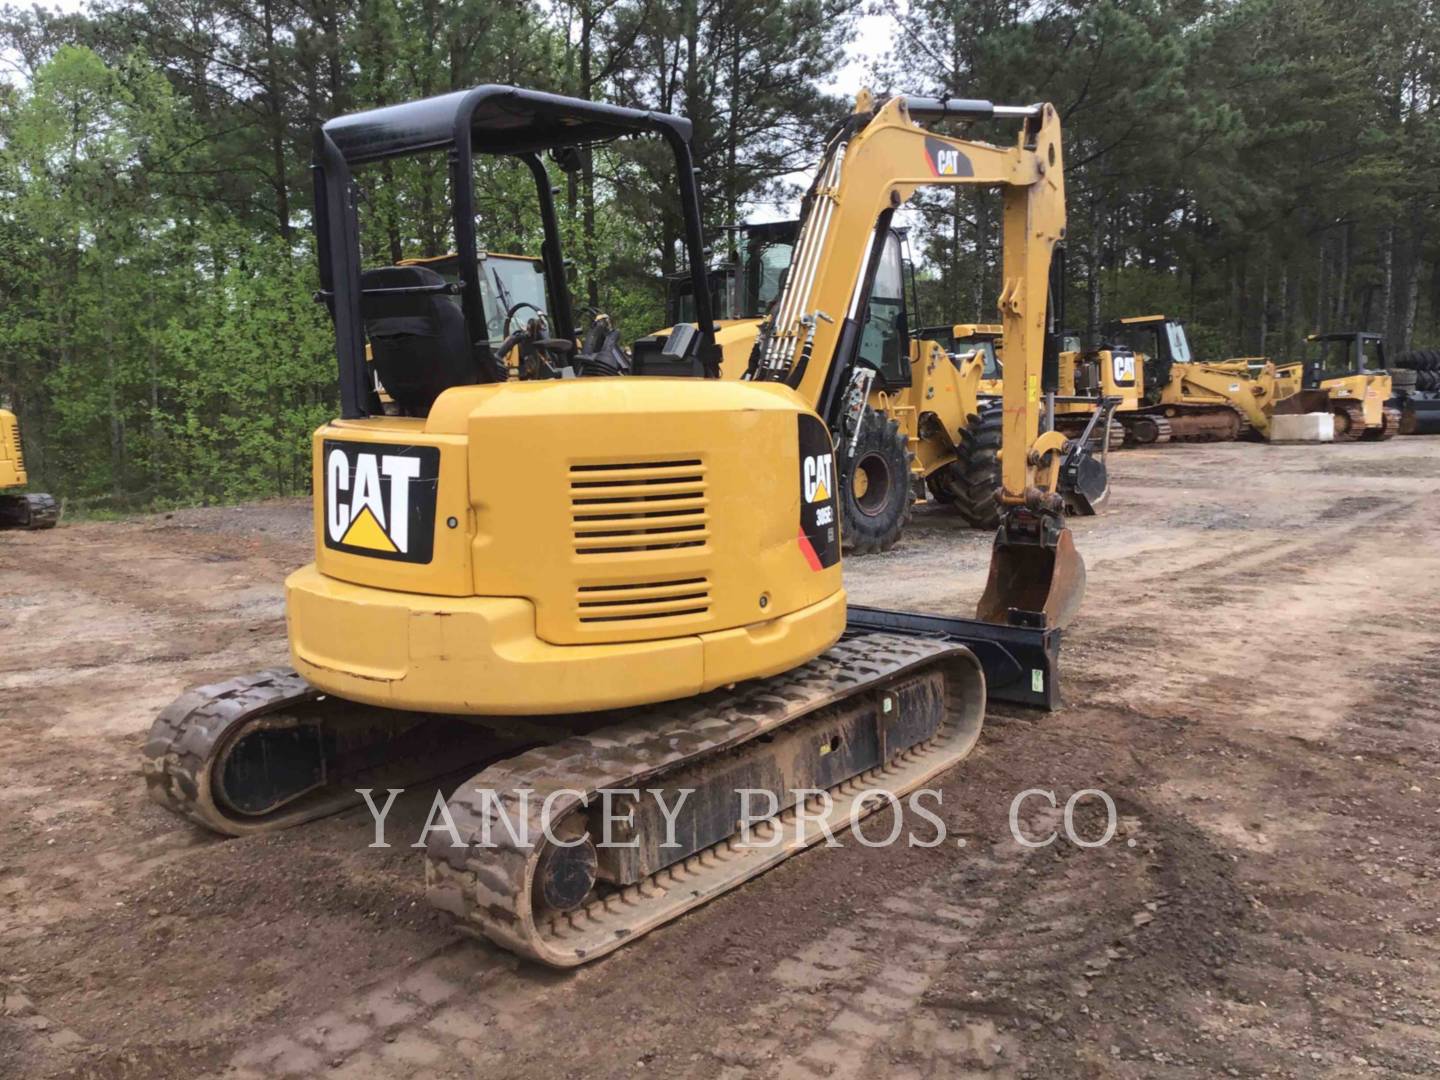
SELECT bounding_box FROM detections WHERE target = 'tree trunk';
[1378,224,1394,339]
[262,0,291,240]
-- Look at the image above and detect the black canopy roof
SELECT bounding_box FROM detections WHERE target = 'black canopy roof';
[321,85,693,165]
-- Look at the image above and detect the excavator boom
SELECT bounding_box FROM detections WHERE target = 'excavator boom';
[751,95,1082,628]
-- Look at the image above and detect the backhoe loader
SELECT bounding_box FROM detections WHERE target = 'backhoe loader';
[143,85,1082,968]
[0,408,58,529]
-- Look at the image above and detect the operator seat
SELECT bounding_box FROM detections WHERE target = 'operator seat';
[360,265,486,414]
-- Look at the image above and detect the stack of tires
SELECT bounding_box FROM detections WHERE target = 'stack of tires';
[1392,349,1440,392]
[1390,349,1440,435]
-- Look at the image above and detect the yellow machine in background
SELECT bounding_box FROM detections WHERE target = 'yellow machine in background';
[1279,332,1398,440]
[1157,356,1305,440]
[144,86,1078,968]
[1054,315,1251,445]
[0,409,58,529]
[644,109,1109,550]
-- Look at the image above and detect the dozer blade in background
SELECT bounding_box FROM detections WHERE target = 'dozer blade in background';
[1272,389,1331,417]
[1400,397,1440,436]
[976,518,1086,630]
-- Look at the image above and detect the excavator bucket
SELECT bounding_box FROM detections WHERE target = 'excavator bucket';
[977,523,1086,631]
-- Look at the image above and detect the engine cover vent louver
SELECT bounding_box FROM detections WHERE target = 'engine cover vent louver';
[569,459,708,556]
[575,576,712,624]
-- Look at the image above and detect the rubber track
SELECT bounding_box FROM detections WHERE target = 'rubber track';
[142,668,333,835]
[426,633,984,967]
[0,492,58,529]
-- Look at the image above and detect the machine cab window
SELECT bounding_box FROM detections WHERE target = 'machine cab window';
[857,230,908,387]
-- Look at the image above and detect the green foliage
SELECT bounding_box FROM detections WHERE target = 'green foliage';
[879,0,1440,362]
[2,0,1438,511]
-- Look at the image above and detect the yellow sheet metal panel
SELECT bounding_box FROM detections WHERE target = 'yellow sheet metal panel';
[286,563,844,714]
[304,378,843,651]
[431,378,841,647]
[310,417,476,597]
[0,409,27,489]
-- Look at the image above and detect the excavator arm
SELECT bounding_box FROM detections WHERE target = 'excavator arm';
[753,94,1082,628]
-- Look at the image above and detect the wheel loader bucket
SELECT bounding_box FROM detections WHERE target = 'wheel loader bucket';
[976,524,1086,631]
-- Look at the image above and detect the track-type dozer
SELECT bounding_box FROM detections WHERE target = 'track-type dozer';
[0,408,58,529]
[1272,332,1398,440]
[144,86,1081,966]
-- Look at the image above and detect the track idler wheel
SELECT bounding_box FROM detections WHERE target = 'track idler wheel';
[976,509,1086,630]
[1124,415,1171,446]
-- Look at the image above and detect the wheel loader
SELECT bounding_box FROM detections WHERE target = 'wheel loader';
[143,85,1083,968]
[0,408,58,529]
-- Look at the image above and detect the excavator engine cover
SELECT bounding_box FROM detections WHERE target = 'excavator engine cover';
[977,517,1086,631]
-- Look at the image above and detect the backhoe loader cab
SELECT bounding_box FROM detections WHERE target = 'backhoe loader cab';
[667,219,798,325]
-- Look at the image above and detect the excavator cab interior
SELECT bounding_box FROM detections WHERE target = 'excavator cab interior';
[315,85,723,418]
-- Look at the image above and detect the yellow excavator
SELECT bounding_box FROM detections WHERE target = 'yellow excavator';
[646,181,1107,549]
[0,408,58,529]
[143,85,1081,967]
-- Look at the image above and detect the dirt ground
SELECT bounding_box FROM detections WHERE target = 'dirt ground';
[2,439,1439,1079]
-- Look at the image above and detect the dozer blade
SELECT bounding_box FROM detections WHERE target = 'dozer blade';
[1400,398,1440,436]
[976,521,1086,630]
[1272,389,1331,416]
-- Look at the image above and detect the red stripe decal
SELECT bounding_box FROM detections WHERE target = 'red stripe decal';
[797,528,823,572]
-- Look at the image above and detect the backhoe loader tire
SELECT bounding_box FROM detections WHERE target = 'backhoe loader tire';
[950,401,1003,531]
[839,410,913,555]
[1395,349,1440,372]
[925,469,958,504]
